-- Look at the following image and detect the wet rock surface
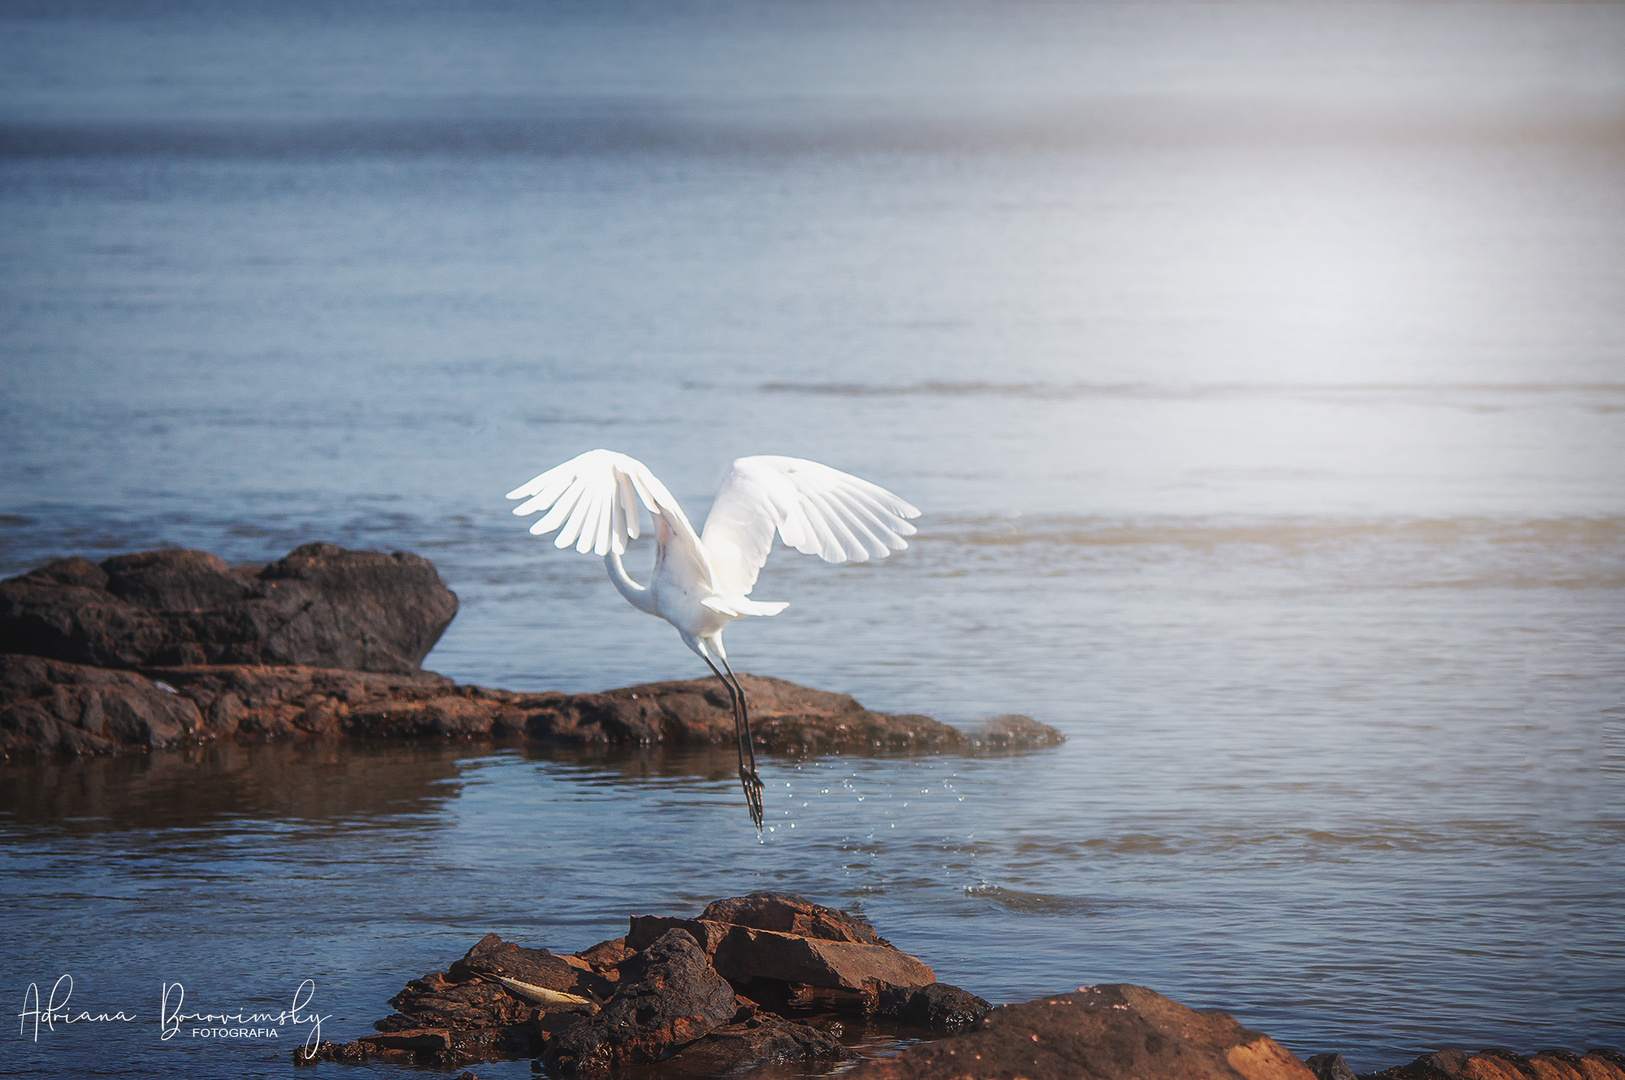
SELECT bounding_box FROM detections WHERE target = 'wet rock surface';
[1,544,457,673]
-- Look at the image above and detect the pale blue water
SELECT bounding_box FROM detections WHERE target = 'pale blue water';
[2,3,1623,1076]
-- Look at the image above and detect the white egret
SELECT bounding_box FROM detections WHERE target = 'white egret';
[506,450,921,828]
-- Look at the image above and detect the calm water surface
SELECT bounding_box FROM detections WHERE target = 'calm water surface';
[2,2,1623,1076]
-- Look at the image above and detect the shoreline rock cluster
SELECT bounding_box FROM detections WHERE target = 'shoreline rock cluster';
[299,892,985,1073]
[295,891,1625,1080]
[0,544,1064,760]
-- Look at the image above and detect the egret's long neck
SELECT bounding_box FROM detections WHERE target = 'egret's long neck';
[605,550,659,616]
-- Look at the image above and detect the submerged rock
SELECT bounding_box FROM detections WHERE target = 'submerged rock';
[839,983,1316,1080]
[0,544,457,674]
[658,1014,853,1076]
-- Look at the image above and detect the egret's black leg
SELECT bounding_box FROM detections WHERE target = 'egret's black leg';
[698,649,764,829]
[714,653,763,825]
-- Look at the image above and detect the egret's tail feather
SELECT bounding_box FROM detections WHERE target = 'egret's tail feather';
[702,596,790,618]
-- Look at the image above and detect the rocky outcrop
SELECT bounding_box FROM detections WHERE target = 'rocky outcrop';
[1,659,1064,759]
[292,894,1623,1078]
[840,983,1316,1080]
[298,893,979,1073]
[2,544,1066,760]
[0,544,457,674]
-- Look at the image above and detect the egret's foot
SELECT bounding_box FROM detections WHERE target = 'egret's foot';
[740,766,765,830]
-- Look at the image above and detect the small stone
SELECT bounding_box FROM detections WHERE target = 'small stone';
[1306,1051,1357,1080]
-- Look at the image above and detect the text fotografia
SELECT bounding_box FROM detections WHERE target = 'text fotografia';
[18,976,331,1050]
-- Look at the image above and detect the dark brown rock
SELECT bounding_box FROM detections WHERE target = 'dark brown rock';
[627,909,934,1013]
[448,934,614,1003]
[661,1014,855,1075]
[1,658,1063,760]
[1,542,1067,759]
[1371,1049,1471,1079]
[378,934,611,1042]
[363,1028,454,1052]
[511,674,974,751]
[0,659,475,756]
[715,925,934,1002]
[877,982,993,1030]
[294,1038,368,1065]
[573,938,634,977]
[1306,1051,1357,1080]
[1365,1047,1625,1080]
[839,984,1315,1080]
[102,549,252,612]
[542,929,740,1074]
[379,972,536,1033]
[1,543,458,674]
[0,653,203,756]
[699,891,888,945]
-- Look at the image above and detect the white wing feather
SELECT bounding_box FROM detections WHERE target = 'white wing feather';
[507,450,713,588]
[700,456,920,599]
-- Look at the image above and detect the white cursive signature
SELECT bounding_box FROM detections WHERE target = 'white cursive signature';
[18,976,138,1041]
[159,979,330,1051]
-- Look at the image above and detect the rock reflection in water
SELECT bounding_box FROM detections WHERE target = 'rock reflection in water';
[0,738,1006,837]
[0,742,471,835]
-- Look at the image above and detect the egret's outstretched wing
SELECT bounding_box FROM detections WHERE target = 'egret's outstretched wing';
[506,450,712,585]
[700,456,920,598]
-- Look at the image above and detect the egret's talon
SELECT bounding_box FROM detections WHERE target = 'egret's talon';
[741,767,765,829]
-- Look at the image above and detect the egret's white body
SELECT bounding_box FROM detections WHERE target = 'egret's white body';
[506,449,920,827]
